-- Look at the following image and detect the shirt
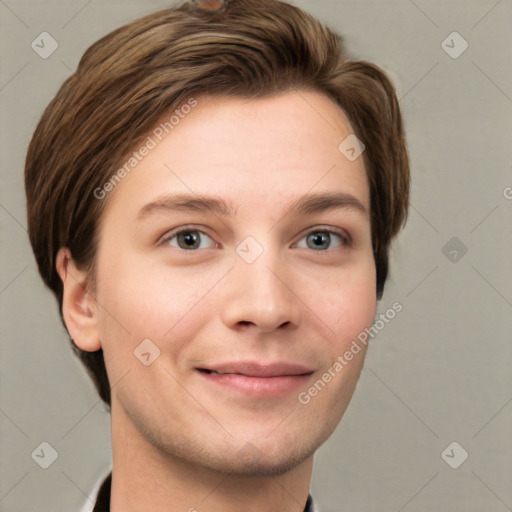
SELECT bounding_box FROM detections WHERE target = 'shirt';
[90,471,318,511]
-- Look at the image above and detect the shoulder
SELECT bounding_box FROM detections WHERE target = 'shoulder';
[80,468,112,512]
[306,494,321,512]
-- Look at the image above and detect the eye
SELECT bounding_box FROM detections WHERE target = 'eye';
[159,226,350,252]
[160,227,217,251]
[294,229,350,251]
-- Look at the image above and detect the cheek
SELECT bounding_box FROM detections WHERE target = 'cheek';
[293,260,376,439]
[303,256,377,349]
[95,238,376,361]
[93,253,228,357]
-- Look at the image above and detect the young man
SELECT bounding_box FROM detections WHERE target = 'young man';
[24,0,410,510]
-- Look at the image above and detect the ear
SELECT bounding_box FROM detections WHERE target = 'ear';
[55,247,101,352]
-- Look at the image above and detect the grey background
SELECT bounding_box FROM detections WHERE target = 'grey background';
[1,0,511,510]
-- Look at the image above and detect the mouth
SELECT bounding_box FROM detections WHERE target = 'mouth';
[195,362,314,396]
[196,362,314,377]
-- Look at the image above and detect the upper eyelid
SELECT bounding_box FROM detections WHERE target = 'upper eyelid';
[158,224,215,245]
[159,224,351,247]
[292,227,351,247]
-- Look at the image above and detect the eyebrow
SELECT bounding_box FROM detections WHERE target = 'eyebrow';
[136,191,368,221]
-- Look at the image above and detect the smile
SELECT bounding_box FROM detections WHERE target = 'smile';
[196,362,314,396]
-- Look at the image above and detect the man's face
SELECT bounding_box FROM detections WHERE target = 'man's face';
[93,91,376,475]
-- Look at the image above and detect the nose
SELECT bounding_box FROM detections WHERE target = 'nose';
[220,245,301,334]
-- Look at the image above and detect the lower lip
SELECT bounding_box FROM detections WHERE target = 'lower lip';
[197,371,311,397]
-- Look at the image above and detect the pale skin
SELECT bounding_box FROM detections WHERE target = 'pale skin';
[56,91,377,512]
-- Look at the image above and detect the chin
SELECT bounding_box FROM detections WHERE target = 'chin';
[199,421,335,478]
[203,440,318,477]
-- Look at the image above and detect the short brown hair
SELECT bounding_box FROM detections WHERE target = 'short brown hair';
[25,0,410,407]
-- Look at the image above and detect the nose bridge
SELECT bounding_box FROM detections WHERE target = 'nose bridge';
[221,240,301,332]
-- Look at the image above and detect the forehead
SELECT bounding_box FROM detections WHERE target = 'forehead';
[101,91,370,222]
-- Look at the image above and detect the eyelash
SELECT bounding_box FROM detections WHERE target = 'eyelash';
[158,225,351,252]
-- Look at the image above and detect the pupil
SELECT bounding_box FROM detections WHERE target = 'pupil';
[310,232,329,250]
[181,232,198,249]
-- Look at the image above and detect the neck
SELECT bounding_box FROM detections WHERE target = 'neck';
[109,401,313,512]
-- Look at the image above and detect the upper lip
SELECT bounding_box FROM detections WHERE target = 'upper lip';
[196,361,314,377]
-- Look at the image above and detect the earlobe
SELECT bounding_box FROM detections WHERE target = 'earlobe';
[55,247,102,352]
